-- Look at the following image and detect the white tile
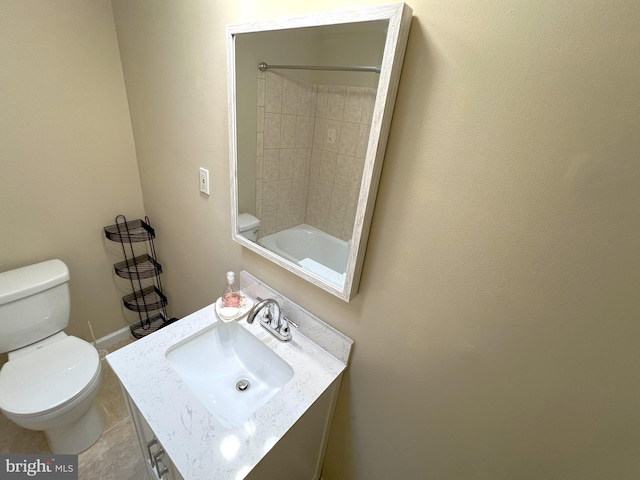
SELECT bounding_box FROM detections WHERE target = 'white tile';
[297,81,313,116]
[292,178,306,205]
[282,76,299,115]
[347,185,360,213]
[312,118,325,149]
[263,113,281,149]
[277,178,292,208]
[265,72,283,113]
[320,150,337,183]
[361,88,377,125]
[256,132,263,157]
[326,85,346,120]
[279,149,295,179]
[326,217,342,239]
[305,203,316,226]
[256,107,264,133]
[322,120,341,153]
[310,84,318,117]
[352,156,365,188]
[335,154,354,186]
[315,85,328,119]
[263,149,279,181]
[262,181,278,212]
[343,203,357,241]
[314,185,331,230]
[256,178,262,202]
[356,123,370,159]
[291,203,305,226]
[255,178,263,200]
[281,115,296,148]
[257,79,265,107]
[317,179,332,206]
[293,149,308,178]
[309,148,322,180]
[261,210,277,236]
[276,205,293,231]
[338,122,358,157]
[306,176,318,207]
[295,116,311,148]
[343,86,364,123]
[330,183,349,215]
[256,155,263,180]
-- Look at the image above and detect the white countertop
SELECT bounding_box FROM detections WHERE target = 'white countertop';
[107,283,350,480]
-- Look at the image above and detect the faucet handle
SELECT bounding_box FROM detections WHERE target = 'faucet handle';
[282,315,299,329]
[280,318,290,337]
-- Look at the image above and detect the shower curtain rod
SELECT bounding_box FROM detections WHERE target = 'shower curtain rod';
[258,62,381,74]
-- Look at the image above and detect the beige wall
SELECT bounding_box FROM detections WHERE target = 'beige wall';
[111,1,640,479]
[0,0,145,341]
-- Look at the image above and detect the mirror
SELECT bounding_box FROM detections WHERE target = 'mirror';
[227,4,412,301]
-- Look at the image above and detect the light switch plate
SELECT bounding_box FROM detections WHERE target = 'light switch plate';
[199,167,210,195]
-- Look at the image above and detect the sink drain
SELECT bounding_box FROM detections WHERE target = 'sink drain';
[235,379,251,392]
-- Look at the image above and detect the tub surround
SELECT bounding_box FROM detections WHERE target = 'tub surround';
[107,271,352,480]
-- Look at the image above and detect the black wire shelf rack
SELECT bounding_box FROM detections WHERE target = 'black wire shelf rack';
[104,215,177,339]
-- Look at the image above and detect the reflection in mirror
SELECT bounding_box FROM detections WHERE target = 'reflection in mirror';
[228,4,412,301]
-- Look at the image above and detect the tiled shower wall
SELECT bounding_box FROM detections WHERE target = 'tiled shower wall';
[255,70,376,241]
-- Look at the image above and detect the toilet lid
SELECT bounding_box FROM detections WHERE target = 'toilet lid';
[0,336,100,416]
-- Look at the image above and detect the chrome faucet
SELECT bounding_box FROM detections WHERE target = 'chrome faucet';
[246,297,293,342]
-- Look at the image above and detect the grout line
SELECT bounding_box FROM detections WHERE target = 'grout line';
[101,414,133,437]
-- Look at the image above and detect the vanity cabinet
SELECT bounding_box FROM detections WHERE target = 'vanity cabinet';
[107,271,353,480]
[245,377,342,480]
[123,390,183,480]
[121,376,342,480]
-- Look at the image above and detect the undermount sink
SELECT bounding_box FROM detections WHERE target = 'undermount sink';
[165,320,294,428]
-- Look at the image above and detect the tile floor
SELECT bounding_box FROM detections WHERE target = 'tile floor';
[0,339,148,479]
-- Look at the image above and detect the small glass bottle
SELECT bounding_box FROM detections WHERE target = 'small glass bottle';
[221,271,240,308]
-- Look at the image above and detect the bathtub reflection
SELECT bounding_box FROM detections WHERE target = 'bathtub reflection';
[258,224,349,287]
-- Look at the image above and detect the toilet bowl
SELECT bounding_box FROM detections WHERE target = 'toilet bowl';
[0,260,104,454]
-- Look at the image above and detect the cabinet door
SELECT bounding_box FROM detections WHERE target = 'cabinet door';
[122,389,181,480]
[247,377,341,480]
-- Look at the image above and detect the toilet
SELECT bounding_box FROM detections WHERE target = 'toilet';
[0,259,103,454]
[238,213,261,241]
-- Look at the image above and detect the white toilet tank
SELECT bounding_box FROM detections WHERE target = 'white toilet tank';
[238,213,261,242]
[0,259,71,354]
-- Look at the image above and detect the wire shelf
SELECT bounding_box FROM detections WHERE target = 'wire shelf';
[130,312,178,339]
[104,218,155,243]
[114,254,162,280]
[122,285,167,313]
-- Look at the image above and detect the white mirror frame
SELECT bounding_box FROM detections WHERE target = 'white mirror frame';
[227,3,412,302]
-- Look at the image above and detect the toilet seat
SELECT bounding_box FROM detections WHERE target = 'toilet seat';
[0,336,100,416]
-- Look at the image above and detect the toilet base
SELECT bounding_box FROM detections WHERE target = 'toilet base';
[44,404,104,454]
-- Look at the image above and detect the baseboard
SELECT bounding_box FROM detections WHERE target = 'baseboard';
[95,325,131,352]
